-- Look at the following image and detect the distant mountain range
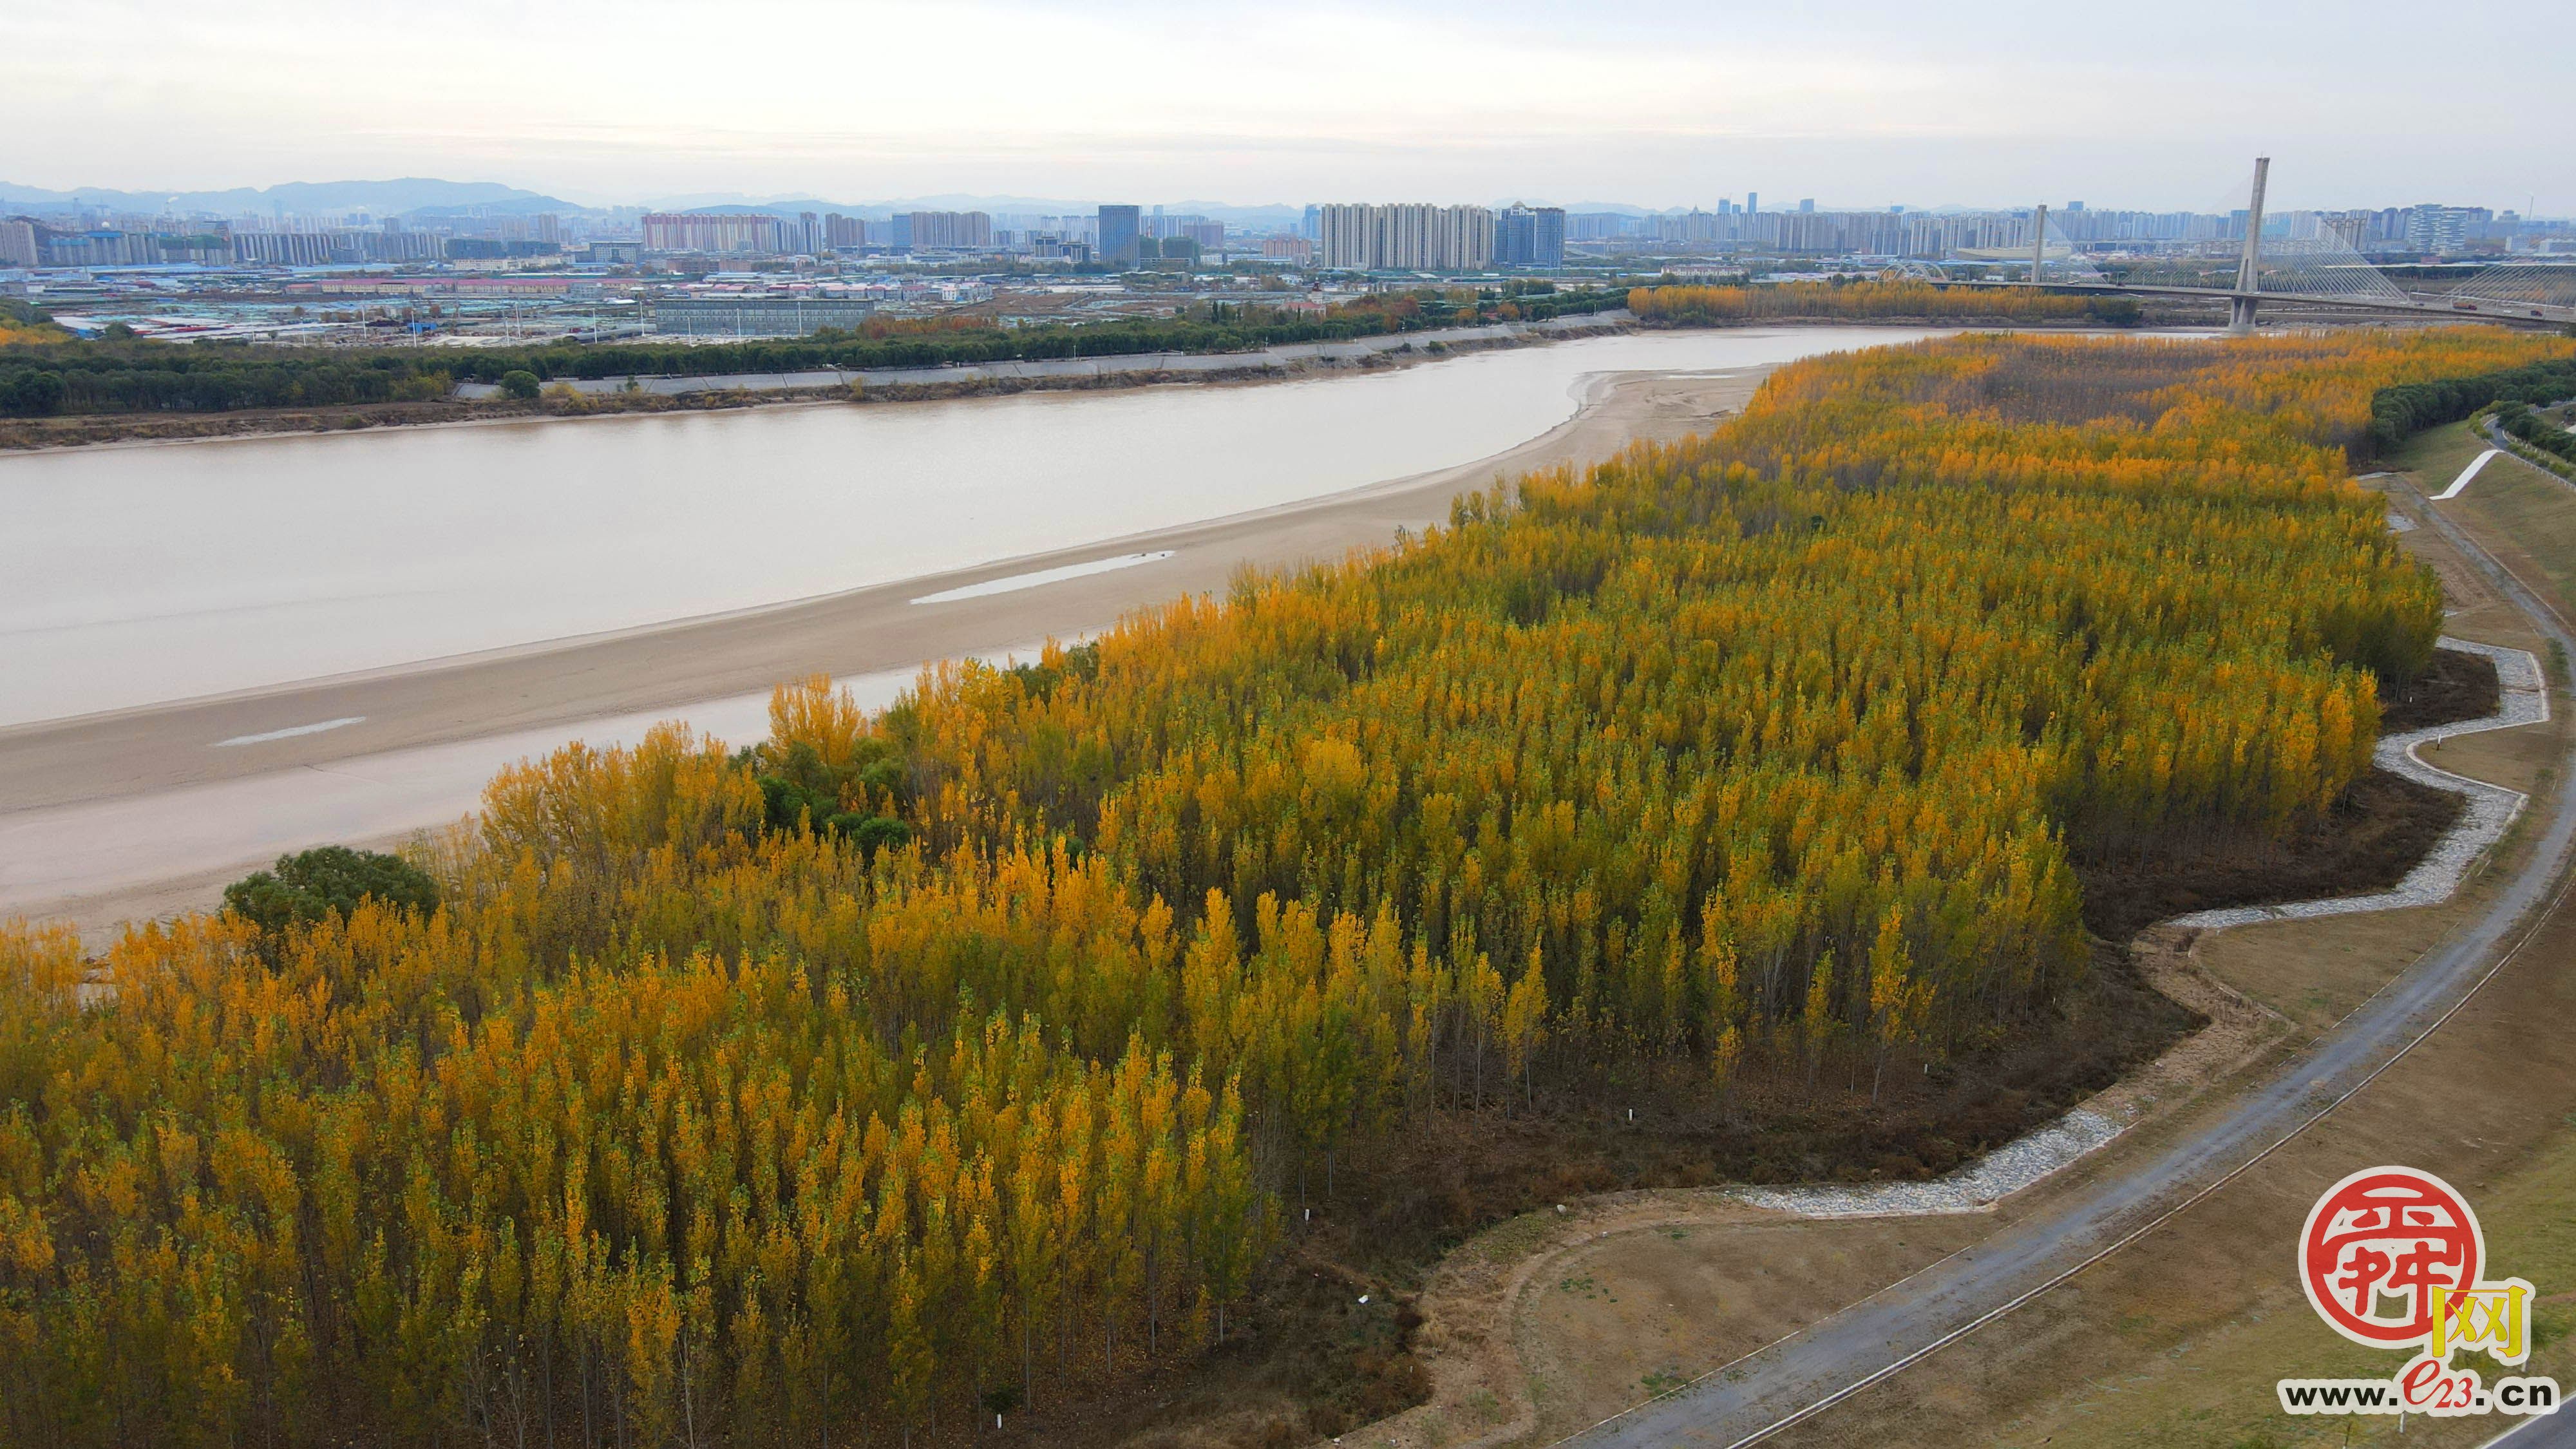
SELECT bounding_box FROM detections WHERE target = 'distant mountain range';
[3,180,1309,224]
[642,194,1311,229]
[0,177,579,218]
[3,177,1794,225]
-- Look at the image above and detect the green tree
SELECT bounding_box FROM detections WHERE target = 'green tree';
[497,370,542,400]
[1,370,63,417]
[222,845,440,933]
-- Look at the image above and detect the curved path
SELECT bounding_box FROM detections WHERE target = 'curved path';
[2483,414,2576,491]
[2168,636,2548,931]
[1564,487,2576,1448]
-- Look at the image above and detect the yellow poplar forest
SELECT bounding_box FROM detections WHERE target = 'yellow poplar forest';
[1628,279,2107,323]
[2,327,2569,1447]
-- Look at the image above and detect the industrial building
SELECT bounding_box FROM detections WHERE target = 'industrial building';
[650,295,878,337]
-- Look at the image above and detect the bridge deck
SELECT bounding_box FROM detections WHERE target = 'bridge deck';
[1949,278,2573,325]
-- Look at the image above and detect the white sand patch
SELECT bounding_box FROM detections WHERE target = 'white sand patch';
[910,551,1175,605]
[213,717,366,747]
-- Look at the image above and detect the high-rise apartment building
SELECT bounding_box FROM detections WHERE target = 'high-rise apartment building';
[1137,214,1226,250]
[1495,205,1566,267]
[1653,211,1725,247]
[231,231,338,266]
[2317,211,2372,249]
[641,214,781,255]
[904,211,993,251]
[1314,204,1493,271]
[0,219,35,268]
[1098,205,1142,267]
[2403,204,2488,254]
[1566,212,1636,242]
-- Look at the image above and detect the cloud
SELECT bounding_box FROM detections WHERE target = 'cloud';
[8,0,2568,211]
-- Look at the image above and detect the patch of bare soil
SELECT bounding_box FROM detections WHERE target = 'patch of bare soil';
[2380,646,2502,732]
[0,396,497,447]
[2069,648,2494,944]
[2074,768,2465,942]
[0,389,826,449]
[1517,1213,1994,1442]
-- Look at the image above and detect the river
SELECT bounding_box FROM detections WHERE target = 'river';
[0,327,1942,727]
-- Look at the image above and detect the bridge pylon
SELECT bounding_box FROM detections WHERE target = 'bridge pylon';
[2227,156,2270,332]
[1963,156,2567,327]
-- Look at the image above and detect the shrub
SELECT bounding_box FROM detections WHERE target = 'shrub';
[1,368,64,417]
[497,369,542,400]
[221,845,440,933]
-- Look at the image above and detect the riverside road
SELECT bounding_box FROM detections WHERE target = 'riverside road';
[1571,471,2576,1448]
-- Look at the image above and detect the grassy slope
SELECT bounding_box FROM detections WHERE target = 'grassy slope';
[1944,422,2576,1449]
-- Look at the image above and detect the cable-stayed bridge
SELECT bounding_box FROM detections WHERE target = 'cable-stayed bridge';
[1933,158,2576,328]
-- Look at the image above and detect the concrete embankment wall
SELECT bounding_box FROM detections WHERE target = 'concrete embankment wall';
[450,310,1634,400]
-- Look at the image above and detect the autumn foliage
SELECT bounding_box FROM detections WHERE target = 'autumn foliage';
[1629,279,2112,324]
[3,328,2570,1446]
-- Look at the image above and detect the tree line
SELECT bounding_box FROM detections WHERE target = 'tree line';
[2364,354,2576,452]
[1628,279,2143,325]
[0,291,1625,419]
[2492,401,2576,466]
[1,327,2569,1446]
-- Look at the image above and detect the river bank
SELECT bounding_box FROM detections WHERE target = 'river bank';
[0,355,1823,931]
[0,311,2166,455]
[5,328,1954,726]
[0,311,1632,453]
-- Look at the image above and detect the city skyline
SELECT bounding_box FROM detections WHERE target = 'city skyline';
[10,0,2572,215]
[9,178,2565,230]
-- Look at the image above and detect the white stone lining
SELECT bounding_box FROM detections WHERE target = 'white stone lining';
[1732,637,2549,1220]
[1728,1108,2123,1218]
[2167,636,2548,931]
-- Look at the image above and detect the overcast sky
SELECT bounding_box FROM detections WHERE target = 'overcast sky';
[10,0,2571,213]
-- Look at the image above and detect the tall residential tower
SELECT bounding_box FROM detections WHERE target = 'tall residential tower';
[1097,204,1142,267]
[1495,204,1566,267]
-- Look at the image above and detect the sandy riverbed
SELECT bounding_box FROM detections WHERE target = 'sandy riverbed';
[0,363,1788,933]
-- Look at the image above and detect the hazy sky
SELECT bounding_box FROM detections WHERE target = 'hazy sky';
[10,0,2571,213]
